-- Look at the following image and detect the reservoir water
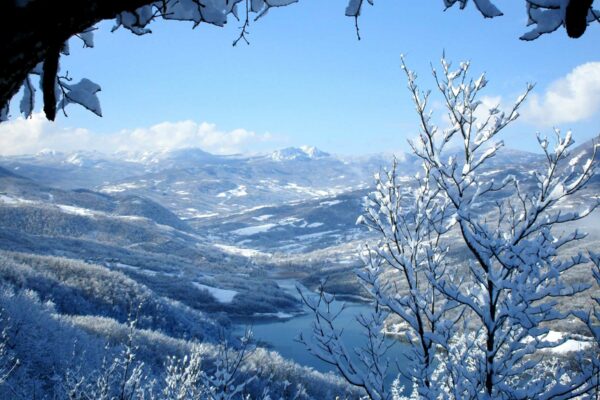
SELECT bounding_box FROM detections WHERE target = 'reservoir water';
[236,279,410,386]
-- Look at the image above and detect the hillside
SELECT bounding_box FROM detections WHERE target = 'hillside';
[0,139,598,398]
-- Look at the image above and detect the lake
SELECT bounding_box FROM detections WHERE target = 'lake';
[236,279,411,387]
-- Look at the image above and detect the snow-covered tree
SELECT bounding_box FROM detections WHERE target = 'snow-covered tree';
[2,0,598,122]
[62,320,260,400]
[61,312,153,400]
[404,55,598,399]
[163,330,257,400]
[0,313,19,391]
[573,252,600,398]
[301,56,599,399]
[576,252,600,346]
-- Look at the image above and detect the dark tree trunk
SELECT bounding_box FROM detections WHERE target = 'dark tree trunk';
[0,0,153,113]
[566,0,594,38]
[42,45,61,121]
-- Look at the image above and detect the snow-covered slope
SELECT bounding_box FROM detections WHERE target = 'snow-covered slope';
[270,146,330,161]
[1,143,598,259]
[0,146,396,219]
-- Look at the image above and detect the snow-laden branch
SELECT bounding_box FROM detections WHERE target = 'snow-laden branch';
[2,0,599,122]
[303,56,599,400]
[403,56,598,399]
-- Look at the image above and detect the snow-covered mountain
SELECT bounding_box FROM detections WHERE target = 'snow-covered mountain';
[0,164,306,320]
[0,150,148,189]
[0,139,598,397]
[270,146,330,161]
[1,146,393,219]
[1,141,598,258]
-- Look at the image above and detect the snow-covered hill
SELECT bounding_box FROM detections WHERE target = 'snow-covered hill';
[1,146,395,219]
[2,141,598,258]
[0,139,598,399]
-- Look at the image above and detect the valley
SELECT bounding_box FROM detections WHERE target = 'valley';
[0,141,598,398]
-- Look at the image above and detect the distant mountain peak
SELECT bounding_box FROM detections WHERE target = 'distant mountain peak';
[299,145,329,158]
[115,147,216,165]
[271,146,330,161]
[61,150,107,167]
[66,153,84,166]
[164,147,214,160]
[36,148,59,157]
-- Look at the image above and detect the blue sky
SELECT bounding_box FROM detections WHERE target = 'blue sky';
[2,0,599,156]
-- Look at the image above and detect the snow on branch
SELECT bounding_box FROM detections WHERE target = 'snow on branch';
[401,56,598,399]
[302,56,599,399]
[3,0,598,122]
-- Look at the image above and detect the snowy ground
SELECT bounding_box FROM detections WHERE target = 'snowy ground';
[214,244,271,258]
[193,282,238,303]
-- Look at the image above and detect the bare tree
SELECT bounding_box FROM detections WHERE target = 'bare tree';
[163,329,257,400]
[298,281,391,400]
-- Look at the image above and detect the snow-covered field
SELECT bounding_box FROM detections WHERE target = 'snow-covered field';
[232,223,277,236]
[214,243,271,258]
[193,282,238,303]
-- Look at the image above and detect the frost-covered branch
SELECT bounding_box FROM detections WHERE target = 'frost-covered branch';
[62,314,259,399]
[571,252,600,399]
[401,55,598,399]
[302,56,598,400]
[356,160,462,399]
[199,330,257,400]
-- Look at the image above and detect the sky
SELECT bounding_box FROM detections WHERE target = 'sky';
[1,0,600,156]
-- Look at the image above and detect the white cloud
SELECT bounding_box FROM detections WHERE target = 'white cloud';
[524,62,600,126]
[0,114,277,156]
